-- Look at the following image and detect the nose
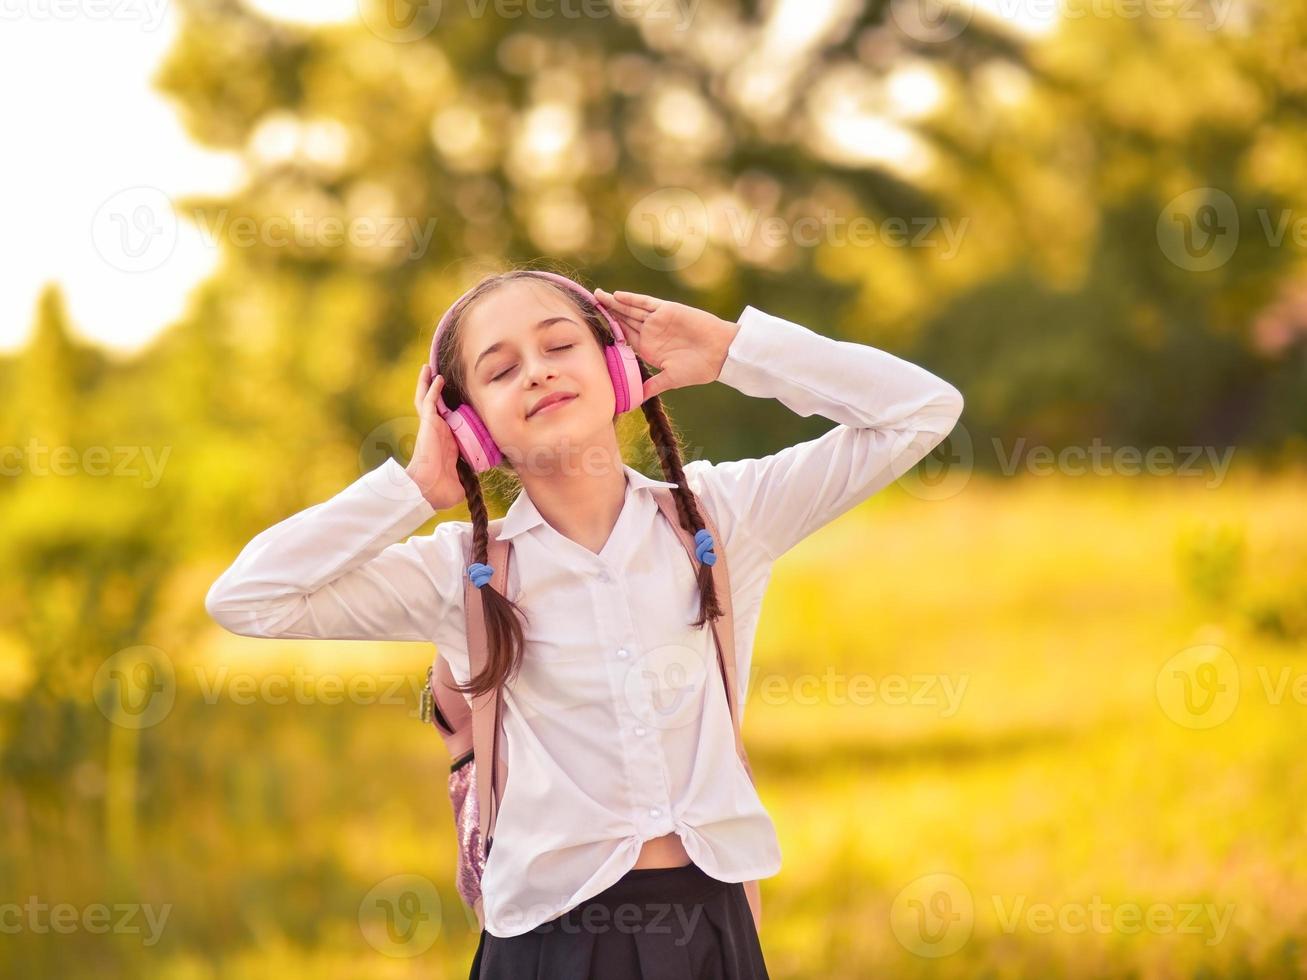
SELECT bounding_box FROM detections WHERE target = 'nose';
[522,354,558,387]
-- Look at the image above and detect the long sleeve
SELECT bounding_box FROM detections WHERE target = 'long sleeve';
[204,455,468,642]
[685,304,964,564]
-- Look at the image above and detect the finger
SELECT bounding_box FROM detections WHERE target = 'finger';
[595,288,650,323]
[606,305,642,339]
[595,288,640,320]
[415,364,430,412]
[592,294,637,331]
[642,370,676,402]
[610,312,645,353]
[422,372,444,416]
[612,290,659,313]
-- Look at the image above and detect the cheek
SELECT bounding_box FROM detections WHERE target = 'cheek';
[578,351,616,393]
[482,388,523,430]
[458,380,507,430]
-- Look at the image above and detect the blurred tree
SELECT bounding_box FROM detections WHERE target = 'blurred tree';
[148,0,1045,468]
[148,0,1306,467]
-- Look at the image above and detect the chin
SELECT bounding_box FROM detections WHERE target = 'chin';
[526,411,608,456]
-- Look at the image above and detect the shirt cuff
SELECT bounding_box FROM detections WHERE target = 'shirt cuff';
[717,304,811,396]
[363,455,440,525]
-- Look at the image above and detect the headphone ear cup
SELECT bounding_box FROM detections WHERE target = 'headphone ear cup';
[444,404,502,473]
[603,344,629,414]
[605,342,645,414]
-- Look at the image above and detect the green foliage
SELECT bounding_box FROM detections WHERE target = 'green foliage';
[1175,520,1245,608]
[5,2,1307,977]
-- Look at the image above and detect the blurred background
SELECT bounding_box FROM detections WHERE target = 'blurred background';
[3,0,1306,976]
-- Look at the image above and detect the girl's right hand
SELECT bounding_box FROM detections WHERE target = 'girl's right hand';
[406,365,466,511]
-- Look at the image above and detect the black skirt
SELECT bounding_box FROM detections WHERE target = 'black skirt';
[468,861,770,980]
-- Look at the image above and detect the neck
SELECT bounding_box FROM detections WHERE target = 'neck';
[515,441,629,556]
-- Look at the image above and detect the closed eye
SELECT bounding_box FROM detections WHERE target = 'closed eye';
[490,345,575,382]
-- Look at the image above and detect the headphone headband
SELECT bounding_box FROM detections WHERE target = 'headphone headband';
[423,270,646,474]
[427,271,633,377]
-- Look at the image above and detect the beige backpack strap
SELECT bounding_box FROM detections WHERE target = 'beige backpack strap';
[467,520,512,859]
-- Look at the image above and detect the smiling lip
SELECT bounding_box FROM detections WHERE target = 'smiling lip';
[528,393,577,418]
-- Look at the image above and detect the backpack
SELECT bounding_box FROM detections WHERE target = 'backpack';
[419,486,764,934]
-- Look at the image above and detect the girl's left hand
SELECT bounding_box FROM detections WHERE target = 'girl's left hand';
[594,288,740,402]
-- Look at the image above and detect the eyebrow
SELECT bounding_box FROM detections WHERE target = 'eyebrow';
[473,316,577,371]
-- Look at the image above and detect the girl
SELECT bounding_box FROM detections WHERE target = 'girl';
[205,268,964,979]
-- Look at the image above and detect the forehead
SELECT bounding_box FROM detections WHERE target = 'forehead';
[461,279,584,349]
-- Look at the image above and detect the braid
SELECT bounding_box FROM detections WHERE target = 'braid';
[639,364,723,629]
[459,456,490,564]
[450,455,527,698]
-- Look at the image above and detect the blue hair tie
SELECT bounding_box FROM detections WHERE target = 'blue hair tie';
[467,562,494,589]
[694,528,717,566]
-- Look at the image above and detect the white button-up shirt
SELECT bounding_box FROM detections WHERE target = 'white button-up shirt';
[205,304,964,938]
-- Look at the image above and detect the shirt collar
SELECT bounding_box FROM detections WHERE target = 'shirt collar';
[495,464,679,542]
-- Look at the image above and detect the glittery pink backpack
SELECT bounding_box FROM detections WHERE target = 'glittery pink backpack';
[420,486,763,933]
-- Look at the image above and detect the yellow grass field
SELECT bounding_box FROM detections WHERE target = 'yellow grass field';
[5,465,1306,978]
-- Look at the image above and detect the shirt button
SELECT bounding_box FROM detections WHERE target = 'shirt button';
[617,648,629,659]
[597,570,612,584]
[649,807,661,818]
[635,726,647,736]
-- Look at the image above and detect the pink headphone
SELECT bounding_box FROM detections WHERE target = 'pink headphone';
[427,271,647,473]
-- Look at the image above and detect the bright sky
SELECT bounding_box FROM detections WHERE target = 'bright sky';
[0,6,249,356]
[0,0,1050,357]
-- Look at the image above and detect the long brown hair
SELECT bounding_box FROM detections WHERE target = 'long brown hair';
[435,266,723,698]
